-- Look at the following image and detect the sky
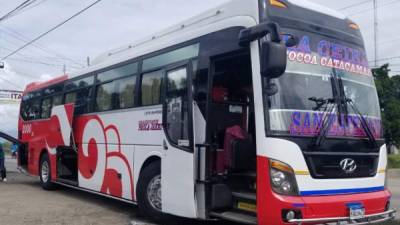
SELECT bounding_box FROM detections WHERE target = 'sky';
[0,0,399,136]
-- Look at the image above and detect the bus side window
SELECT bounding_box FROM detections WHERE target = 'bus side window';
[116,75,136,109]
[95,82,114,111]
[52,95,63,106]
[65,89,92,115]
[41,98,52,119]
[65,92,77,105]
[140,70,163,106]
[27,99,41,120]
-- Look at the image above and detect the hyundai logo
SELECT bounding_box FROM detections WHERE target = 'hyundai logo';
[340,158,357,173]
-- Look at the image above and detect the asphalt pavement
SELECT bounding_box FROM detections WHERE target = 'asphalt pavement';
[0,156,398,225]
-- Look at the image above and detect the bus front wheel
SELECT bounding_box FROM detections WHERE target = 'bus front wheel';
[39,153,55,190]
[137,162,168,222]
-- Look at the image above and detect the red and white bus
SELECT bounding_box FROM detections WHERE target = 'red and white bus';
[17,0,396,224]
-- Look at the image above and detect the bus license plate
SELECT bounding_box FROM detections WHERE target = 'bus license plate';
[349,205,365,220]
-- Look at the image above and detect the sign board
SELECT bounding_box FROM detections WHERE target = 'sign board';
[0,90,23,103]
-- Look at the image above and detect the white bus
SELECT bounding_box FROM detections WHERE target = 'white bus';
[18,0,396,224]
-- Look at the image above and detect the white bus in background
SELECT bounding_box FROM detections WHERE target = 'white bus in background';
[17,0,396,224]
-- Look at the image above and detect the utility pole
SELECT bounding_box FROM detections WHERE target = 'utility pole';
[63,64,66,74]
[87,56,90,67]
[0,31,3,69]
[374,0,378,67]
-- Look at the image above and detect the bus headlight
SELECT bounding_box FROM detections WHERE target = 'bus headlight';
[270,159,299,196]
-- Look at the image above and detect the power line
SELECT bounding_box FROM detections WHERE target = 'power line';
[1,0,103,61]
[17,0,49,14]
[348,0,400,16]
[1,41,84,68]
[0,0,38,23]
[0,74,23,89]
[378,36,400,46]
[369,56,400,63]
[0,26,85,66]
[5,57,82,69]
[338,0,371,11]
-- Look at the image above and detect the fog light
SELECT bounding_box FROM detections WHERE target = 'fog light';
[286,210,296,221]
[282,209,302,222]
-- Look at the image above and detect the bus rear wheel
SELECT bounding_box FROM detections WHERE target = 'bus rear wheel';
[39,153,55,190]
[137,162,168,222]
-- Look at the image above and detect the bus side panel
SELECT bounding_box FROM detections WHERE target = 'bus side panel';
[74,107,164,201]
[19,104,75,179]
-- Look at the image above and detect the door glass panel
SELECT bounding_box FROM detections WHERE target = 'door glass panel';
[166,67,190,147]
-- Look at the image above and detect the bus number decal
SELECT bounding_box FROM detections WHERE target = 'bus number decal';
[22,124,32,134]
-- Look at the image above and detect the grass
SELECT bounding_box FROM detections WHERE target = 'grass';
[388,154,400,169]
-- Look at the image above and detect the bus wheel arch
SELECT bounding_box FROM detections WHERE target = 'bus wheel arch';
[39,150,56,190]
[137,156,168,222]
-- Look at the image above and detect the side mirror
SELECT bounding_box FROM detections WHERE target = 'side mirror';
[260,41,287,78]
[239,22,288,79]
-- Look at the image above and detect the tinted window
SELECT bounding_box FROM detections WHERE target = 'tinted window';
[41,98,52,119]
[95,82,114,111]
[65,88,92,114]
[53,95,63,106]
[97,62,138,82]
[116,75,136,109]
[22,99,41,120]
[43,84,63,96]
[65,76,94,91]
[141,70,163,106]
[142,44,199,71]
[165,67,190,147]
[65,92,76,104]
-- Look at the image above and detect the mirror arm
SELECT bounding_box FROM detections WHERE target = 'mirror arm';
[238,22,282,46]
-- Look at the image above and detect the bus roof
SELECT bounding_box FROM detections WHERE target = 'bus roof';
[24,75,68,94]
[24,0,348,93]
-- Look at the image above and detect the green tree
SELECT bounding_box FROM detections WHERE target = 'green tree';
[373,64,400,147]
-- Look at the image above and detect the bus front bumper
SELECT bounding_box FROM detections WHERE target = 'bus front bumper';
[288,209,396,225]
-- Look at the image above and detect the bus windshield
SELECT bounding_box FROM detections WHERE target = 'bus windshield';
[267,29,382,139]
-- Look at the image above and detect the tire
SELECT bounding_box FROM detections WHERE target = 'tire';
[39,153,56,190]
[137,162,168,222]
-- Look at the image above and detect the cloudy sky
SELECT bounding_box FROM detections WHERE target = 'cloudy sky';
[0,0,399,136]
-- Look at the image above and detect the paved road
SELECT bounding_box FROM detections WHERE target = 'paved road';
[388,170,400,221]
[0,156,398,225]
[1,157,238,225]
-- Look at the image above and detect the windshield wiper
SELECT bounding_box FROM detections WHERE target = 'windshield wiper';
[309,72,341,148]
[337,76,378,148]
[346,99,378,148]
[310,99,336,148]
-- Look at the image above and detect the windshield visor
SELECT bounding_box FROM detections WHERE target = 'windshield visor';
[267,30,382,139]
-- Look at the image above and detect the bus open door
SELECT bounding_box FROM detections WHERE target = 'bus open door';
[0,131,26,170]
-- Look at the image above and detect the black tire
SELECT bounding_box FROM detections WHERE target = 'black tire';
[137,162,168,222]
[39,153,56,190]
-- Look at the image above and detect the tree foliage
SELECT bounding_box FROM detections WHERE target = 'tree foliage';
[372,64,400,146]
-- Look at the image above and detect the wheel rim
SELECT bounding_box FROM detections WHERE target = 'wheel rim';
[41,160,49,183]
[147,175,162,211]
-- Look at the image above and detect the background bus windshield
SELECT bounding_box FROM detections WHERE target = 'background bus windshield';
[267,30,382,139]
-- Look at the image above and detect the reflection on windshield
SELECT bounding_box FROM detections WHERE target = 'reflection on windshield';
[267,30,382,139]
